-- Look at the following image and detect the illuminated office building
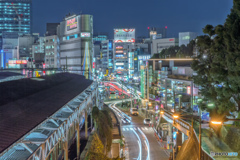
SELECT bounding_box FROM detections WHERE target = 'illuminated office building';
[0,0,32,49]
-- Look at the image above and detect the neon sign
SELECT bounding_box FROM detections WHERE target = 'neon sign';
[9,60,27,64]
[187,86,191,94]
[114,28,135,43]
[67,18,78,31]
[81,32,90,37]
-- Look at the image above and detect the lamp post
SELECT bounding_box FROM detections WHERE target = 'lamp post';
[121,80,123,108]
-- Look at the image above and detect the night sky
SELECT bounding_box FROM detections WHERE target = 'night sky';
[33,0,233,38]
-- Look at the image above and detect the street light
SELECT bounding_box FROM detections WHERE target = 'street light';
[173,115,179,119]
[211,121,222,125]
[210,118,240,125]
[160,111,164,114]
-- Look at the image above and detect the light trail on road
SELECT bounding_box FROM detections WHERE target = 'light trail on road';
[132,129,142,160]
[138,127,151,160]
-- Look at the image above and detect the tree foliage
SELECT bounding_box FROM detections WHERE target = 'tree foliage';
[85,133,110,160]
[92,107,113,154]
[191,0,240,117]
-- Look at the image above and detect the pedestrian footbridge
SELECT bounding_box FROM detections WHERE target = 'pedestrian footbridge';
[157,109,214,160]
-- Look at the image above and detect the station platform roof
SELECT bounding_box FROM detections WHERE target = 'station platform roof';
[0,73,92,153]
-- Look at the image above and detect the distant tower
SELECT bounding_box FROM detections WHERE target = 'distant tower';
[0,0,32,49]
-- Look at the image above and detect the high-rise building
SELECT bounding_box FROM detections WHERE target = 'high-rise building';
[179,32,198,46]
[57,14,93,79]
[0,0,32,49]
[96,40,113,78]
[113,28,136,80]
[45,35,60,68]
[46,23,60,36]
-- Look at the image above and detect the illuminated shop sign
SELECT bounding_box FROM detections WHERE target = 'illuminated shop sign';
[116,51,123,53]
[116,67,124,69]
[116,46,123,49]
[114,29,135,43]
[187,86,191,94]
[9,60,27,64]
[67,17,78,31]
[138,55,150,60]
[81,32,90,37]
[109,42,112,49]
[116,55,124,57]
[116,63,124,65]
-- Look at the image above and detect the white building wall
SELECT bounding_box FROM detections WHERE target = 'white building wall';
[151,38,179,56]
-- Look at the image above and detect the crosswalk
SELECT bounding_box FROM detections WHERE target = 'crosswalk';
[122,127,151,131]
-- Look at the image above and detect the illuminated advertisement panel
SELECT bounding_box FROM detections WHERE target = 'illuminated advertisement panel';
[81,32,90,37]
[9,60,28,64]
[114,28,135,43]
[67,17,78,31]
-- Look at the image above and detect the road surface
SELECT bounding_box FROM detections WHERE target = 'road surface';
[122,111,170,160]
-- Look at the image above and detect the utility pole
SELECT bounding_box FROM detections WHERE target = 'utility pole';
[122,81,123,107]
[173,81,176,112]
[199,109,202,160]
[130,88,133,109]
[66,56,68,72]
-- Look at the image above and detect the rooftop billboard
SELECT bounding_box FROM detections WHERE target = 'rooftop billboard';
[114,29,135,43]
[67,17,78,31]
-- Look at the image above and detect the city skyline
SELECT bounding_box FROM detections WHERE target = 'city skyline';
[33,0,233,38]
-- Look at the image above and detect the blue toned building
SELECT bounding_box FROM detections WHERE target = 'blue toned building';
[93,34,108,44]
[0,0,32,49]
[96,40,113,78]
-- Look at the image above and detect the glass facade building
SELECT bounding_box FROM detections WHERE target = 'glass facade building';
[0,0,32,49]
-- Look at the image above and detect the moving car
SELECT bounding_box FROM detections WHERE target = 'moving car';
[130,108,139,115]
[143,118,152,125]
[122,117,131,124]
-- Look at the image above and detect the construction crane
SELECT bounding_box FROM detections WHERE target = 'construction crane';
[10,2,23,32]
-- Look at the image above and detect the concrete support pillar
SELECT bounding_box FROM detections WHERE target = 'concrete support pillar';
[41,143,46,160]
[91,110,93,129]
[168,123,173,143]
[191,82,193,112]
[85,111,88,138]
[176,131,182,149]
[147,66,149,100]
[165,79,168,108]
[63,139,68,160]
[182,132,185,144]
[76,122,80,160]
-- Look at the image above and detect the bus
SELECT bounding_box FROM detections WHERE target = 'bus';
[109,92,117,99]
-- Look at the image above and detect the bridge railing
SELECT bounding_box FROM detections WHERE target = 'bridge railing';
[160,109,214,160]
